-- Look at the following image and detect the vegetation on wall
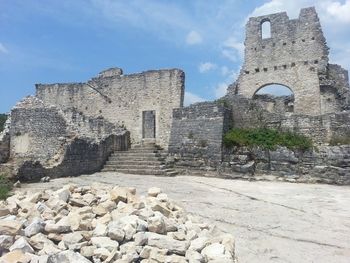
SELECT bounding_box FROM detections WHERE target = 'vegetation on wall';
[0,114,7,132]
[0,174,12,200]
[223,128,313,151]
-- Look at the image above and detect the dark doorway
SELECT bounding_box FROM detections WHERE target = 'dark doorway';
[142,110,156,138]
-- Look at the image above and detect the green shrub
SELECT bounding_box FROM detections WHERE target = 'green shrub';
[0,174,12,200]
[223,128,312,151]
[0,114,7,132]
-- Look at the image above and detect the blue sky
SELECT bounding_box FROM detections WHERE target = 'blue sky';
[0,0,350,113]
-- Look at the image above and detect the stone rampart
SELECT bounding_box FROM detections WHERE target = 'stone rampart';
[36,68,184,149]
[168,102,231,171]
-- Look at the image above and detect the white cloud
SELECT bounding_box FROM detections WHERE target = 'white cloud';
[325,0,350,23]
[198,62,217,73]
[221,37,244,62]
[186,30,203,45]
[0,43,8,54]
[214,83,228,98]
[184,91,205,106]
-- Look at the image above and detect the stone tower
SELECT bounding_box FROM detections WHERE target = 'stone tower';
[228,7,349,115]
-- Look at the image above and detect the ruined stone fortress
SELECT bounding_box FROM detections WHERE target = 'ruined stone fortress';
[0,7,349,184]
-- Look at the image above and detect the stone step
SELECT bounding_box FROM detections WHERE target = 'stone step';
[102,168,166,176]
[111,152,161,157]
[108,156,164,162]
[104,164,164,170]
[105,160,165,166]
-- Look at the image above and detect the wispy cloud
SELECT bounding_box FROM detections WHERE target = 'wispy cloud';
[184,91,205,106]
[198,62,217,73]
[0,43,8,54]
[186,30,203,45]
[221,37,244,62]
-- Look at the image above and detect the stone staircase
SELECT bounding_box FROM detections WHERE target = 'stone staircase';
[101,143,177,176]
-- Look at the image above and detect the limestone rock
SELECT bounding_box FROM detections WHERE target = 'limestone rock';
[0,220,23,236]
[147,215,166,234]
[0,235,14,249]
[110,187,127,204]
[90,237,119,252]
[47,250,91,263]
[9,237,34,254]
[147,232,189,255]
[24,218,45,237]
[0,250,31,263]
[147,187,161,197]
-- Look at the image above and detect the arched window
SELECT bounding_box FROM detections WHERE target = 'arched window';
[253,84,294,113]
[261,20,271,39]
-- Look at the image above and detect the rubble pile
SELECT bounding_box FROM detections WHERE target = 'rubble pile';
[0,184,236,263]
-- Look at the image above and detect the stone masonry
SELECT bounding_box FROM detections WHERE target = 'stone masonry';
[228,7,349,115]
[36,68,185,149]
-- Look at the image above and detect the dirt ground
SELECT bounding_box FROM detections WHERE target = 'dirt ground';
[20,172,350,263]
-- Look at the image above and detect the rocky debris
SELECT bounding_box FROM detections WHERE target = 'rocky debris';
[0,184,237,262]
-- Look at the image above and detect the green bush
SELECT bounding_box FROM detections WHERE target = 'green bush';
[223,128,313,151]
[0,114,7,132]
[0,174,12,200]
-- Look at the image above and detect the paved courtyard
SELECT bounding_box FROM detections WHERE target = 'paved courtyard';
[20,172,350,263]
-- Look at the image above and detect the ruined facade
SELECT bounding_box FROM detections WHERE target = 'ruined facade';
[0,7,349,184]
[36,68,184,149]
[228,7,349,115]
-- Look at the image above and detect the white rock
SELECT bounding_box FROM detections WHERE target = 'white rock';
[186,250,205,263]
[93,222,107,236]
[110,187,128,204]
[38,243,61,256]
[0,220,23,236]
[94,247,110,261]
[62,232,83,246]
[201,243,226,260]
[47,250,91,263]
[147,215,166,234]
[0,234,14,249]
[9,237,34,254]
[107,223,125,242]
[147,232,189,255]
[189,237,209,252]
[80,245,96,259]
[54,189,71,203]
[25,218,45,237]
[29,233,54,250]
[148,187,161,197]
[91,236,119,252]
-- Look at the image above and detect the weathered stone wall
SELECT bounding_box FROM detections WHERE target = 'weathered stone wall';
[168,102,231,171]
[5,96,129,181]
[0,115,10,164]
[225,95,350,144]
[16,134,129,181]
[229,7,349,116]
[36,68,185,149]
[221,145,350,185]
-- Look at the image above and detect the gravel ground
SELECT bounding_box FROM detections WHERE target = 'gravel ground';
[19,172,350,263]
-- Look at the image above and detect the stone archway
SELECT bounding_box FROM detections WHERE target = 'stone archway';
[253,83,294,113]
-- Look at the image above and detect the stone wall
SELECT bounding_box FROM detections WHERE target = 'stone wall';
[221,145,350,185]
[229,7,349,116]
[225,95,350,144]
[168,102,231,171]
[0,115,10,164]
[16,134,129,181]
[36,68,185,149]
[4,96,129,181]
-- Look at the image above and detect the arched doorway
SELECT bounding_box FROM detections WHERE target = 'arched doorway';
[253,84,294,113]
